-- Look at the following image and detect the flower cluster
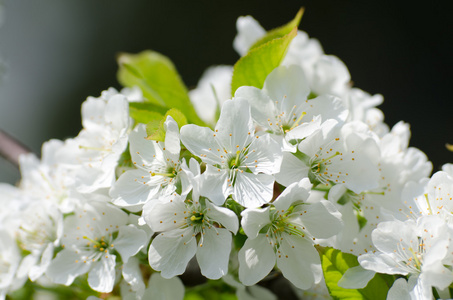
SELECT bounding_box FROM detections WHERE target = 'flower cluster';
[0,11,451,300]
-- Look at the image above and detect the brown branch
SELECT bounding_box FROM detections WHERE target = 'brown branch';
[0,129,31,169]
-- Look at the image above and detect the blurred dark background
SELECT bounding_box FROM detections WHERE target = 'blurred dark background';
[0,0,452,184]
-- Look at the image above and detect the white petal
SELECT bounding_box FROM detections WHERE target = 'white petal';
[372,219,417,255]
[29,243,54,281]
[234,86,277,131]
[205,201,238,233]
[244,133,282,175]
[144,272,185,300]
[122,257,145,298]
[129,124,155,164]
[327,184,347,202]
[243,285,277,300]
[358,252,408,275]
[275,151,309,187]
[88,254,116,293]
[215,99,254,151]
[196,228,232,279]
[114,225,147,263]
[285,115,322,142]
[163,115,181,159]
[311,55,351,97]
[241,207,271,239]
[276,235,321,289]
[148,228,197,278]
[105,94,130,131]
[110,169,160,207]
[142,194,187,232]
[180,125,221,166]
[387,278,412,300]
[233,172,274,208]
[81,97,106,130]
[200,165,230,205]
[420,261,453,291]
[295,200,343,239]
[273,179,311,212]
[189,66,233,126]
[263,65,310,111]
[16,254,38,280]
[306,95,348,123]
[233,15,265,56]
[238,236,275,286]
[46,250,91,286]
[120,280,141,300]
[338,265,376,289]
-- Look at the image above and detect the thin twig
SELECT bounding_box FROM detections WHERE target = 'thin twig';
[0,129,31,169]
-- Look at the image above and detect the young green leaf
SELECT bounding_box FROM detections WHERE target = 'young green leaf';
[130,108,163,125]
[164,108,188,129]
[146,119,165,142]
[316,246,392,300]
[231,27,297,94]
[145,108,188,142]
[249,8,304,51]
[117,50,206,126]
[130,102,168,115]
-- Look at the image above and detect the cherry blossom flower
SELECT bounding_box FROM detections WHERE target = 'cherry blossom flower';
[46,201,147,293]
[238,179,342,289]
[110,116,190,211]
[358,216,453,299]
[56,89,132,193]
[180,98,282,207]
[142,192,238,279]
[234,65,347,152]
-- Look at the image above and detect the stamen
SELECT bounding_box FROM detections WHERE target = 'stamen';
[190,215,202,221]
[151,172,175,177]
[290,112,307,130]
[78,145,111,152]
[234,150,241,167]
[424,194,433,215]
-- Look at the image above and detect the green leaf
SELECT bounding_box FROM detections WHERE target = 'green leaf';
[130,101,168,115]
[146,120,164,141]
[117,50,206,126]
[184,292,205,300]
[130,109,163,125]
[165,107,188,129]
[317,246,392,300]
[231,27,297,94]
[145,108,188,142]
[249,8,304,50]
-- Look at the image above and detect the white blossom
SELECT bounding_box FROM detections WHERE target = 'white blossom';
[238,179,342,289]
[235,65,347,152]
[359,216,453,299]
[56,89,132,193]
[110,116,190,211]
[181,98,282,207]
[46,201,147,293]
[276,120,380,194]
[189,65,233,126]
[0,230,23,300]
[15,201,63,282]
[143,192,238,279]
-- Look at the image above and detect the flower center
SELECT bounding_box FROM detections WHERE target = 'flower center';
[228,150,242,169]
[83,235,114,254]
[263,206,307,250]
[151,166,177,178]
[189,212,205,224]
